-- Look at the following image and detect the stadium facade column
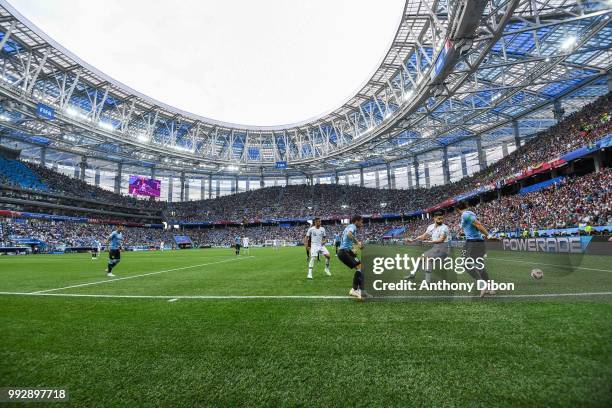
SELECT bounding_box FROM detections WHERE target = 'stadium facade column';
[375,169,380,188]
[245,177,250,191]
[553,100,565,122]
[208,174,213,199]
[79,157,87,181]
[94,168,101,187]
[184,174,190,201]
[73,164,79,179]
[40,146,46,166]
[334,171,339,185]
[359,167,364,187]
[386,162,392,189]
[168,176,173,202]
[501,141,509,157]
[413,156,420,188]
[512,120,521,149]
[180,172,186,201]
[460,154,468,177]
[406,165,413,189]
[424,163,430,188]
[475,135,486,171]
[260,167,265,188]
[285,173,289,186]
[608,70,612,92]
[150,166,156,180]
[114,162,123,194]
[200,177,206,199]
[216,179,220,197]
[442,146,450,185]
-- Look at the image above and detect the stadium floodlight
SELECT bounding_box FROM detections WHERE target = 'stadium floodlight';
[136,132,148,142]
[380,202,387,208]
[341,204,348,209]
[402,90,414,102]
[0,113,10,121]
[226,165,239,172]
[545,57,551,62]
[65,106,79,117]
[561,36,577,50]
[98,121,115,131]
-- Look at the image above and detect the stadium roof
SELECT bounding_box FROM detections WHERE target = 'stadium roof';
[0,0,610,178]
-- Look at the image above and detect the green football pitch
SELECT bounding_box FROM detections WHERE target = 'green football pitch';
[1,247,611,407]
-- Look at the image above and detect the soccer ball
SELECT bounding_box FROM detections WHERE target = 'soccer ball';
[530,268,544,280]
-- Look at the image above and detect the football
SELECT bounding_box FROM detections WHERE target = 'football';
[531,268,544,280]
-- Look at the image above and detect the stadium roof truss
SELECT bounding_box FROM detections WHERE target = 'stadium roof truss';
[0,0,610,178]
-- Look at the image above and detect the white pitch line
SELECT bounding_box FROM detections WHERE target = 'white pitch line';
[30,256,255,294]
[487,257,612,273]
[0,291,612,300]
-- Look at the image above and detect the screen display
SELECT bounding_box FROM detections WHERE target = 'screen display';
[128,175,161,197]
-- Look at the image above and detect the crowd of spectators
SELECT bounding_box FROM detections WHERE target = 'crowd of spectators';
[21,162,165,211]
[1,164,608,251]
[0,220,174,250]
[0,95,610,237]
[166,94,612,221]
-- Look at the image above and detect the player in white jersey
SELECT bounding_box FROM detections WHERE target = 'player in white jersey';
[242,237,250,255]
[405,211,451,283]
[304,218,331,279]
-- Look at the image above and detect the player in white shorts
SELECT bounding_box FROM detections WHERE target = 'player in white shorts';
[242,236,250,255]
[304,217,331,279]
[405,211,451,283]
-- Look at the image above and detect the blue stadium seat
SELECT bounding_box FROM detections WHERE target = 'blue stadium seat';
[0,157,47,190]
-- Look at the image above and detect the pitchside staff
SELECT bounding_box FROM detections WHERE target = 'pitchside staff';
[405,211,451,283]
[338,215,367,300]
[455,202,496,297]
[105,225,124,277]
[234,235,241,256]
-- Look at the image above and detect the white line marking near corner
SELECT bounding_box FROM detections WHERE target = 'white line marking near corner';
[168,298,178,302]
[0,291,611,300]
[30,256,255,294]
[487,257,612,273]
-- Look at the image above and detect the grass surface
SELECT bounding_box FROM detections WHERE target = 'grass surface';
[1,247,611,407]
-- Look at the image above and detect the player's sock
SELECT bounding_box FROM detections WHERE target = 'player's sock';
[325,258,330,270]
[352,269,363,290]
[425,270,432,283]
[308,257,315,278]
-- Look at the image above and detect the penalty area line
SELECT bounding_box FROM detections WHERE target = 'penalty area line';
[0,291,612,300]
[30,256,255,294]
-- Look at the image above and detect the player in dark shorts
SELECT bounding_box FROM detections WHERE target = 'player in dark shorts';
[333,233,341,255]
[234,235,241,256]
[105,225,124,277]
[337,215,366,300]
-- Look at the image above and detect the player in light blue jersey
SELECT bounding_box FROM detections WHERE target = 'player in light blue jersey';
[333,233,341,256]
[455,202,495,297]
[337,215,366,300]
[105,225,124,277]
[91,239,101,260]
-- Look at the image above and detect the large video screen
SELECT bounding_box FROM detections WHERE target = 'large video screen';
[128,175,161,197]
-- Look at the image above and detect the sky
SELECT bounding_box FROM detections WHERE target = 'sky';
[10,0,405,126]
